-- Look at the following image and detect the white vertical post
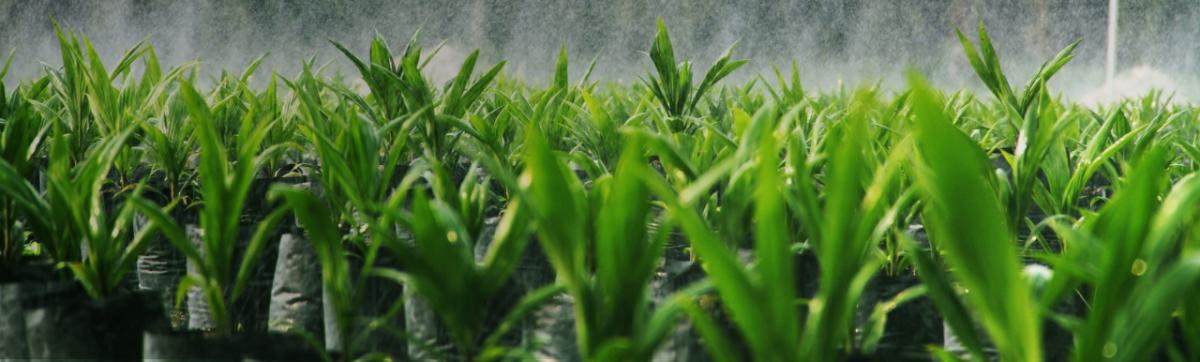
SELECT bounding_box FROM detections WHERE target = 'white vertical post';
[1106,0,1119,83]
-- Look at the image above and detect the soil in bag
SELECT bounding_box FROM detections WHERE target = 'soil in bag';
[0,262,54,360]
[23,282,164,360]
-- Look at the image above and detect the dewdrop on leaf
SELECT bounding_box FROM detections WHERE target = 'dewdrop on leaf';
[1023,263,1053,294]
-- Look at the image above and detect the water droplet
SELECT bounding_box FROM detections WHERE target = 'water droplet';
[1131,259,1147,276]
[1103,342,1117,358]
[447,231,458,243]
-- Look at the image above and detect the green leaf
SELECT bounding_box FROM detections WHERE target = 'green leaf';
[521,124,587,287]
[860,285,928,353]
[479,284,567,352]
[908,72,1041,361]
[903,234,987,361]
[677,294,740,362]
[231,206,289,302]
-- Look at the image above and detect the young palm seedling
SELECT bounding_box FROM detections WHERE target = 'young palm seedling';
[1038,144,1200,361]
[906,75,1042,361]
[332,32,504,169]
[273,139,562,361]
[520,126,697,361]
[0,51,49,264]
[46,22,147,165]
[643,18,747,132]
[0,122,147,299]
[131,79,289,333]
[288,62,421,227]
[266,185,409,362]
[637,96,917,360]
[134,47,198,204]
[957,22,1080,236]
